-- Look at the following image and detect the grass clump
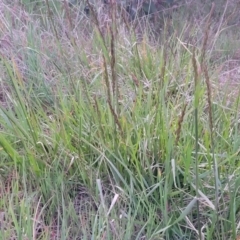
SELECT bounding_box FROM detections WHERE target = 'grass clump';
[0,0,240,239]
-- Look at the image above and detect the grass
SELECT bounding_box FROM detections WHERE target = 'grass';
[0,0,240,239]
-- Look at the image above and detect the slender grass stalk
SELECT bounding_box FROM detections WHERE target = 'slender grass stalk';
[192,48,201,240]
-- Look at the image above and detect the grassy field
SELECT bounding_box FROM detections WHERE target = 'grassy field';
[0,0,240,239]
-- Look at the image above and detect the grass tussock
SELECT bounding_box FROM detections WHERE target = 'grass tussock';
[0,0,240,239]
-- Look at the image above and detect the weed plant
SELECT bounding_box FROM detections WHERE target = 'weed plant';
[0,0,240,239]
